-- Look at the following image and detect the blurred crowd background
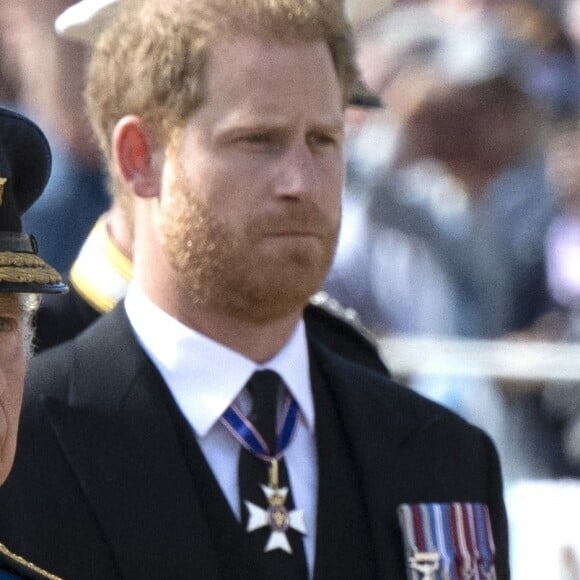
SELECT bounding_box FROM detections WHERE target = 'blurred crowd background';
[2,0,580,574]
[334,0,580,485]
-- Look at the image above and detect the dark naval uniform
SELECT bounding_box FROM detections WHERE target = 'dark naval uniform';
[0,109,67,579]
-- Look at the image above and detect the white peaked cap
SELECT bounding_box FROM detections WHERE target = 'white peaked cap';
[55,0,120,43]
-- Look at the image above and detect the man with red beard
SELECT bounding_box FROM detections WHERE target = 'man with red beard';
[0,1,510,579]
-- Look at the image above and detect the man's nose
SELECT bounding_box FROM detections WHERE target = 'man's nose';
[273,142,316,200]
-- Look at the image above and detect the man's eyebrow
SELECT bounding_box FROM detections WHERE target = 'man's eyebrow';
[215,119,345,136]
[309,121,345,135]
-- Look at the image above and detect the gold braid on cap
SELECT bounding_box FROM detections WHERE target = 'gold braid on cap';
[0,251,63,284]
[0,542,63,580]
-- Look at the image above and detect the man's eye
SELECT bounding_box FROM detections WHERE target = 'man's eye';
[309,133,337,147]
[242,133,272,144]
[0,317,16,332]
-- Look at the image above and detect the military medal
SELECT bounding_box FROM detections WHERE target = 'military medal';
[398,502,497,580]
[244,459,307,553]
[408,551,440,580]
[221,393,307,553]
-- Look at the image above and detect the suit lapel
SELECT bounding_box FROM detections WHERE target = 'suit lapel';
[310,357,376,580]
[308,336,446,578]
[42,306,221,580]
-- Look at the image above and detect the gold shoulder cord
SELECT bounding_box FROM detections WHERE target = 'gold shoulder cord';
[0,542,63,580]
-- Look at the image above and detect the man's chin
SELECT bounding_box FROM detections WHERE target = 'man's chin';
[220,264,327,323]
[173,234,335,323]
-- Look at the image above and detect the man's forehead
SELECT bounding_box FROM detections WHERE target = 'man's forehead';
[0,294,21,313]
[207,35,333,70]
[204,36,343,105]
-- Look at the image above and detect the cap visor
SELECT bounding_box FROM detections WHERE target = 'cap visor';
[0,252,68,294]
[348,78,383,108]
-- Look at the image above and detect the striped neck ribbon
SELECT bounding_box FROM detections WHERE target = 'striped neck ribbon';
[221,394,299,462]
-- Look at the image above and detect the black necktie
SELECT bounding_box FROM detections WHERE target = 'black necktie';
[238,370,308,579]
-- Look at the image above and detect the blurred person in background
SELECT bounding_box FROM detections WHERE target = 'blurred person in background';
[381,34,555,338]
[330,0,580,340]
[328,3,564,339]
[0,0,110,274]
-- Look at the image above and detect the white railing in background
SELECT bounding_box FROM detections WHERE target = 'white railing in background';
[379,336,580,383]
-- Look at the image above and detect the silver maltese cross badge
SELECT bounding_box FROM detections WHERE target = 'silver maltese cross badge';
[244,459,307,553]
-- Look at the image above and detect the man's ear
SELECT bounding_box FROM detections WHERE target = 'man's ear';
[113,115,161,199]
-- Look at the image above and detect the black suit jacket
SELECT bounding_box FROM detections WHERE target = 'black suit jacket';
[0,305,509,579]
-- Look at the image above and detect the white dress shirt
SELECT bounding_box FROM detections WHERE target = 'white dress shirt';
[124,285,318,574]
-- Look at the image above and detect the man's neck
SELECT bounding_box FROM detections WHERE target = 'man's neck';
[136,278,304,363]
[172,302,302,363]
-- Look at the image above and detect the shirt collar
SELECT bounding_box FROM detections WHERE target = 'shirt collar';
[124,284,315,437]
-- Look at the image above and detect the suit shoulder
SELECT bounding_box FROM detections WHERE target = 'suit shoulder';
[355,365,495,447]
[395,381,499,452]
[306,291,388,375]
[28,340,73,382]
[30,302,128,371]
[0,542,62,580]
[308,291,378,346]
